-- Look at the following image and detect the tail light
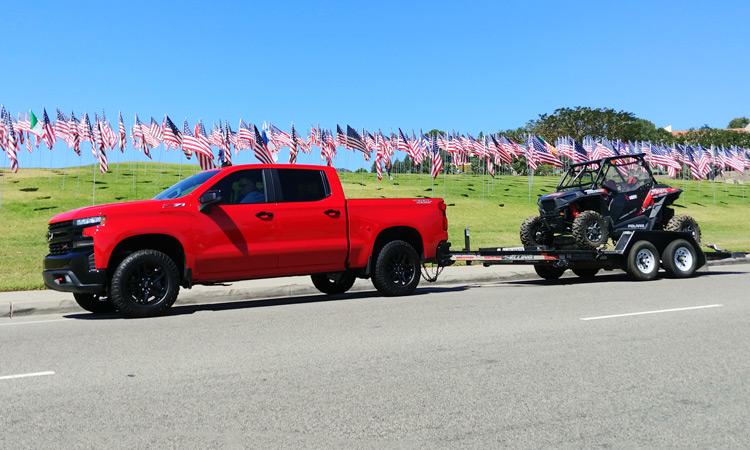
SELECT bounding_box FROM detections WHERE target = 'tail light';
[439,200,448,231]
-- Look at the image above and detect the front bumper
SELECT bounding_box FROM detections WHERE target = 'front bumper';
[43,250,106,294]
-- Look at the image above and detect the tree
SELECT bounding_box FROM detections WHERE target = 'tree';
[526,107,672,143]
[728,117,750,129]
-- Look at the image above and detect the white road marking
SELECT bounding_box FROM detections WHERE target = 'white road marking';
[0,371,55,381]
[0,318,69,327]
[580,304,723,321]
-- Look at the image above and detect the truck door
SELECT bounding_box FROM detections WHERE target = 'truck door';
[192,168,279,280]
[271,168,348,273]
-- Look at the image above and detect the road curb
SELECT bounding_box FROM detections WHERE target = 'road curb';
[1,257,747,319]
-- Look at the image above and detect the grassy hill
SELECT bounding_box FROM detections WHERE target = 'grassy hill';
[1,163,748,291]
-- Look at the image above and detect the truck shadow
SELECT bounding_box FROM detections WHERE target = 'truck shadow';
[503,269,746,286]
[63,285,470,320]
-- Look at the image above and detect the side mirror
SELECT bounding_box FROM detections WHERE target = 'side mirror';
[199,190,222,212]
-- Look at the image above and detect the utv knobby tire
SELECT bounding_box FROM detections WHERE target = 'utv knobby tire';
[534,265,566,280]
[666,215,701,244]
[73,293,117,314]
[372,240,421,297]
[626,241,660,281]
[572,211,609,250]
[520,216,553,247]
[661,239,697,278]
[110,249,180,318]
[311,272,356,295]
[571,268,599,279]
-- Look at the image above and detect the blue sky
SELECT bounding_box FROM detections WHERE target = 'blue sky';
[2,0,748,168]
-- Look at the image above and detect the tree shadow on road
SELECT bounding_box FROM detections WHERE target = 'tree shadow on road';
[503,269,746,287]
[63,285,470,320]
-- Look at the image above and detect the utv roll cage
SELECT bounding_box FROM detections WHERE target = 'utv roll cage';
[556,153,655,191]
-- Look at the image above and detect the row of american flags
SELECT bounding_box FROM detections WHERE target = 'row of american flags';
[1,106,749,180]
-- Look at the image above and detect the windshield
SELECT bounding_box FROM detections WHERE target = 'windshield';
[557,163,601,191]
[153,170,219,200]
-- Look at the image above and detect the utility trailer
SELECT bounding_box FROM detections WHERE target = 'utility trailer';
[438,230,739,282]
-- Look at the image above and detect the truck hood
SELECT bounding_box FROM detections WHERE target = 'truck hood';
[49,199,173,224]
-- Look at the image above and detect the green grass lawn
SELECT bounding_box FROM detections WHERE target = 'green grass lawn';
[1,163,749,291]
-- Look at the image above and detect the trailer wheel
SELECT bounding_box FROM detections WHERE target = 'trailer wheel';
[666,215,701,244]
[73,293,117,314]
[626,241,660,281]
[572,268,599,279]
[661,239,697,278]
[372,240,421,296]
[110,249,180,318]
[534,265,565,280]
[520,216,553,247]
[311,272,356,295]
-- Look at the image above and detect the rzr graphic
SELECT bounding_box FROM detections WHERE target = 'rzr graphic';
[520,154,701,249]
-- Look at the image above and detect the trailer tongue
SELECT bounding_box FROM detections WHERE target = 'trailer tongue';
[437,230,739,282]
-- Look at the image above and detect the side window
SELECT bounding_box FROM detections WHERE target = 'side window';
[209,170,267,205]
[277,169,329,202]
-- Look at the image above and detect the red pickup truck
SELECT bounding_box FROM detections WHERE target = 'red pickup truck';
[44,164,449,317]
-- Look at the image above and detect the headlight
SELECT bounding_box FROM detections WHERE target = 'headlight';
[74,216,104,227]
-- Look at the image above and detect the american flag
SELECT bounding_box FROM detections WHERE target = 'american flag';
[69,112,81,155]
[322,129,336,166]
[131,114,151,158]
[696,145,712,177]
[430,134,443,179]
[684,146,702,179]
[3,113,18,172]
[195,121,215,170]
[237,120,255,150]
[289,123,299,164]
[117,112,126,152]
[41,109,56,149]
[252,124,274,164]
[145,117,162,149]
[162,115,182,150]
[529,136,563,167]
[93,115,108,173]
[649,144,681,171]
[180,120,200,159]
[335,125,346,148]
[55,109,71,146]
[591,139,614,160]
[99,113,118,150]
[222,122,232,166]
[397,129,411,153]
[346,125,370,159]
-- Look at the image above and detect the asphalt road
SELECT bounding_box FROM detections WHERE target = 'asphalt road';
[1,265,749,448]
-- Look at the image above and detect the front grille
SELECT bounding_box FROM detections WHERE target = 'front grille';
[47,220,80,255]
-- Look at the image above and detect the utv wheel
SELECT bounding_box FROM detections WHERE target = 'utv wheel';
[666,215,701,244]
[311,272,356,295]
[73,293,116,314]
[520,216,553,247]
[110,250,180,318]
[534,265,566,280]
[372,240,421,296]
[571,268,599,279]
[661,239,697,278]
[626,241,660,281]
[572,211,609,249]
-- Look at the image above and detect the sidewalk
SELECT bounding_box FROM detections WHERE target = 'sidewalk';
[1,257,747,318]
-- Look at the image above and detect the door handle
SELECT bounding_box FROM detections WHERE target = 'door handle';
[324,209,340,218]
[256,211,274,220]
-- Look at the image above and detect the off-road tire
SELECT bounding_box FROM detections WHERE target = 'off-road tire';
[311,272,356,295]
[110,249,180,318]
[372,240,421,296]
[572,211,609,249]
[666,215,701,244]
[626,241,660,281]
[520,216,553,247]
[534,265,566,280]
[571,268,599,279]
[661,239,698,278]
[73,293,117,314]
